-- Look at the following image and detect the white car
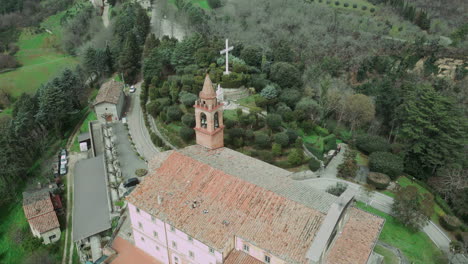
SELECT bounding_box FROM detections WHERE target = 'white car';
[129,85,136,93]
[60,155,67,166]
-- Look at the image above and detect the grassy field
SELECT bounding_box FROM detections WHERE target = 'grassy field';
[0,203,29,263]
[224,109,239,121]
[356,202,446,264]
[236,94,259,109]
[0,4,82,112]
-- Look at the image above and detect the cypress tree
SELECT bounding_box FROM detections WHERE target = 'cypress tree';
[119,32,141,84]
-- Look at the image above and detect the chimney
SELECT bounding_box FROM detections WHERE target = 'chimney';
[157,195,163,205]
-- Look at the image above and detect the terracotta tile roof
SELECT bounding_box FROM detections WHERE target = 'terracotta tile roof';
[111,236,162,264]
[225,250,264,264]
[94,80,123,105]
[28,211,60,233]
[23,193,60,233]
[128,151,325,264]
[325,207,385,264]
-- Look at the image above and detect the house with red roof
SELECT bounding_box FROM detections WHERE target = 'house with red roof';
[23,187,61,244]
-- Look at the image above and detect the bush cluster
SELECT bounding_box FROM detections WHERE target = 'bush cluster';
[135,169,148,177]
[369,152,403,179]
[323,134,337,152]
[308,159,321,171]
[440,215,462,231]
[326,182,348,196]
[314,125,329,137]
[356,134,390,154]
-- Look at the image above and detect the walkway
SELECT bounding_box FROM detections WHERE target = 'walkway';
[126,82,159,161]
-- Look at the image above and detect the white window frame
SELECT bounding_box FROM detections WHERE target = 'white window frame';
[243,244,249,252]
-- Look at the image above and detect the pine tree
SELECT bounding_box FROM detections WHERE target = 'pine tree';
[119,32,141,84]
[134,6,151,45]
[143,33,159,58]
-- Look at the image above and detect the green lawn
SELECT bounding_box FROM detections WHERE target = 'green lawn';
[224,109,239,121]
[355,152,369,166]
[236,94,259,109]
[373,244,399,264]
[355,202,446,264]
[168,0,211,9]
[0,203,29,263]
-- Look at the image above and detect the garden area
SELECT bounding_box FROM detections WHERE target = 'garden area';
[305,0,378,14]
[356,201,447,264]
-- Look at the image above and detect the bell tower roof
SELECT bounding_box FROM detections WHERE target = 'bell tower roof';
[199,74,216,99]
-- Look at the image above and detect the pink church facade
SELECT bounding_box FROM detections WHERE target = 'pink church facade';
[128,203,223,264]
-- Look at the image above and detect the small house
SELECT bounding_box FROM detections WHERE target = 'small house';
[94,80,125,123]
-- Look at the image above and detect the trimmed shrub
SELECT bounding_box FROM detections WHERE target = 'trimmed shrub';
[344,3,349,7]
[288,148,304,166]
[135,169,148,177]
[440,215,462,231]
[369,152,403,180]
[286,129,299,144]
[181,114,195,128]
[166,105,183,122]
[179,126,195,141]
[274,132,289,147]
[326,182,348,196]
[335,1,340,5]
[266,114,283,131]
[314,125,329,137]
[367,172,391,189]
[255,132,271,149]
[353,3,357,8]
[272,143,282,156]
[362,5,367,10]
[370,7,375,12]
[179,92,197,107]
[309,159,321,171]
[356,134,391,154]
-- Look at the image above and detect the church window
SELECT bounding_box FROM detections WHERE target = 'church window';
[214,112,219,129]
[200,113,207,128]
[264,255,271,263]
[189,251,195,258]
[138,222,143,229]
[151,216,156,222]
[141,237,145,242]
[170,226,175,232]
[172,241,177,249]
[136,208,140,214]
[153,231,158,238]
[188,235,193,242]
[209,248,215,254]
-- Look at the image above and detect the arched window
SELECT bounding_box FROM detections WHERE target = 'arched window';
[214,112,219,129]
[200,113,207,128]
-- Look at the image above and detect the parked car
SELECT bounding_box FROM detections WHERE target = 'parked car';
[60,155,67,166]
[60,165,67,176]
[129,85,136,93]
[123,178,139,188]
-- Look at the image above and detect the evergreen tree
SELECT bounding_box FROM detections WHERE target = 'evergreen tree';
[119,32,141,84]
[398,84,466,178]
[134,6,151,45]
[143,33,159,58]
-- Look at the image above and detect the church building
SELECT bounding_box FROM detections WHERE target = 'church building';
[125,75,384,264]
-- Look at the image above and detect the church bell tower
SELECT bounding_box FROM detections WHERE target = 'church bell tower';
[194,74,224,149]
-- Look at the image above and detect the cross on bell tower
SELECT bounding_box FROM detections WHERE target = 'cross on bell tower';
[194,74,224,149]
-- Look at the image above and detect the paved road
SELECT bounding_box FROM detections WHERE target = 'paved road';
[126,82,159,161]
[301,177,452,252]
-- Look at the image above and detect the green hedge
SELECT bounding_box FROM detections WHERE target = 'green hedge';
[323,134,337,152]
[356,134,390,154]
[440,215,462,231]
[369,152,403,180]
[309,159,321,171]
[314,125,329,137]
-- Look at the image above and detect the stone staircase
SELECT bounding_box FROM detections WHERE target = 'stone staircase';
[223,87,250,101]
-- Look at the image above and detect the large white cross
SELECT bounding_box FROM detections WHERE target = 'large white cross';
[220,39,234,75]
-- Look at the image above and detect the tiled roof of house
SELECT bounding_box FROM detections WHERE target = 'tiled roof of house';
[224,250,264,264]
[128,150,326,264]
[325,207,385,264]
[23,192,60,233]
[94,80,123,105]
[28,211,60,233]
